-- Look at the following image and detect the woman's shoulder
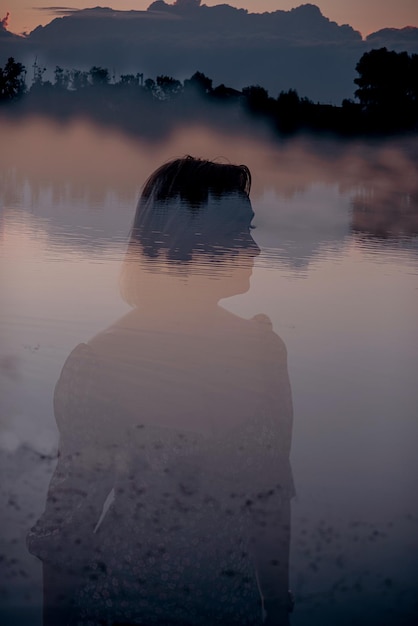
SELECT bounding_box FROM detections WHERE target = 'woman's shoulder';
[251,313,287,355]
[55,343,98,387]
[251,313,272,325]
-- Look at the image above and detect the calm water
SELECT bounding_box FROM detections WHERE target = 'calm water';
[1,115,418,625]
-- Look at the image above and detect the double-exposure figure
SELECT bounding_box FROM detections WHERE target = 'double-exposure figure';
[28,157,295,625]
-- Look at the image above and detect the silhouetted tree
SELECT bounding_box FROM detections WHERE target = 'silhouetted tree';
[144,77,156,92]
[211,83,242,100]
[31,59,48,90]
[184,71,212,95]
[119,74,140,87]
[0,57,26,100]
[355,48,406,109]
[411,55,418,103]
[71,69,89,90]
[54,66,71,90]
[3,52,417,136]
[89,66,110,87]
[275,89,301,131]
[277,89,300,108]
[155,75,182,99]
[242,85,269,113]
[354,48,418,128]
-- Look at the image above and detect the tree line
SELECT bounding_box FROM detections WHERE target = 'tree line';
[1,48,417,135]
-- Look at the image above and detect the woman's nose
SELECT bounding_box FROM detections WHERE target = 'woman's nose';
[248,236,261,256]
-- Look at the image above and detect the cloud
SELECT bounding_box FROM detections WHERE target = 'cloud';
[20,5,363,102]
[366,25,418,48]
[1,11,10,29]
[32,6,86,20]
[1,4,417,102]
[173,0,202,6]
[34,6,80,12]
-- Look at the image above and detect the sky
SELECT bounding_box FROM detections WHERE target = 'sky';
[0,0,417,37]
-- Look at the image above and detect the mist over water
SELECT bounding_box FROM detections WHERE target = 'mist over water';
[1,115,417,625]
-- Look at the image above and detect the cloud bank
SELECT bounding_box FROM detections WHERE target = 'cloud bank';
[0,3,417,102]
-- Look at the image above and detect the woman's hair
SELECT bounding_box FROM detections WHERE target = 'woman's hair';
[139,156,251,208]
[129,156,253,261]
[120,156,255,304]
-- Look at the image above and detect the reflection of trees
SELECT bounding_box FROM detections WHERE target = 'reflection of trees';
[2,110,417,271]
[347,138,418,241]
[0,170,25,208]
[351,189,418,240]
[0,169,136,213]
[0,168,136,255]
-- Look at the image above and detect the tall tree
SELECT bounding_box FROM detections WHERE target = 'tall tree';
[184,71,212,95]
[156,75,182,99]
[89,66,110,87]
[31,59,48,90]
[119,74,142,87]
[71,69,89,91]
[355,48,414,113]
[242,85,269,112]
[54,66,71,90]
[0,57,26,100]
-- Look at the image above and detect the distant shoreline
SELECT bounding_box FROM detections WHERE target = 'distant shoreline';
[1,57,418,140]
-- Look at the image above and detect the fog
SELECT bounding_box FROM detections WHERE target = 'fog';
[1,114,417,625]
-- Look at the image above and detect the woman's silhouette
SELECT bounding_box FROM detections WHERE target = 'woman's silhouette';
[28,157,294,625]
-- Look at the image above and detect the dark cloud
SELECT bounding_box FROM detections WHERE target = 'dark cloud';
[34,6,80,14]
[22,5,364,102]
[173,0,202,6]
[1,4,417,102]
[366,26,418,49]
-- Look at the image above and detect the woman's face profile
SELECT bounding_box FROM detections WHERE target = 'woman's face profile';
[121,159,260,306]
[122,192,260,305]
[204,195,260,297]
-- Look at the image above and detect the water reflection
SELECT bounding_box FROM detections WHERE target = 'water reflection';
[352,189,418,241]
[27,159,294,626]
[2,117,417,626]
[2,116,417,270]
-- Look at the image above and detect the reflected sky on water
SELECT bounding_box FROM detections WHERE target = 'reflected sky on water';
[0,116,418,625]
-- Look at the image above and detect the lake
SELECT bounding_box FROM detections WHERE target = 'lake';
[1,114,417,626]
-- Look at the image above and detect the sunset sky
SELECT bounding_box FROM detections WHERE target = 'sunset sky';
[1,0,417,37]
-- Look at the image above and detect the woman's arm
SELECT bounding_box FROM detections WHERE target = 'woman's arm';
[27,344,115,568]
[251,319,295,624]
[27,446,114,567]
